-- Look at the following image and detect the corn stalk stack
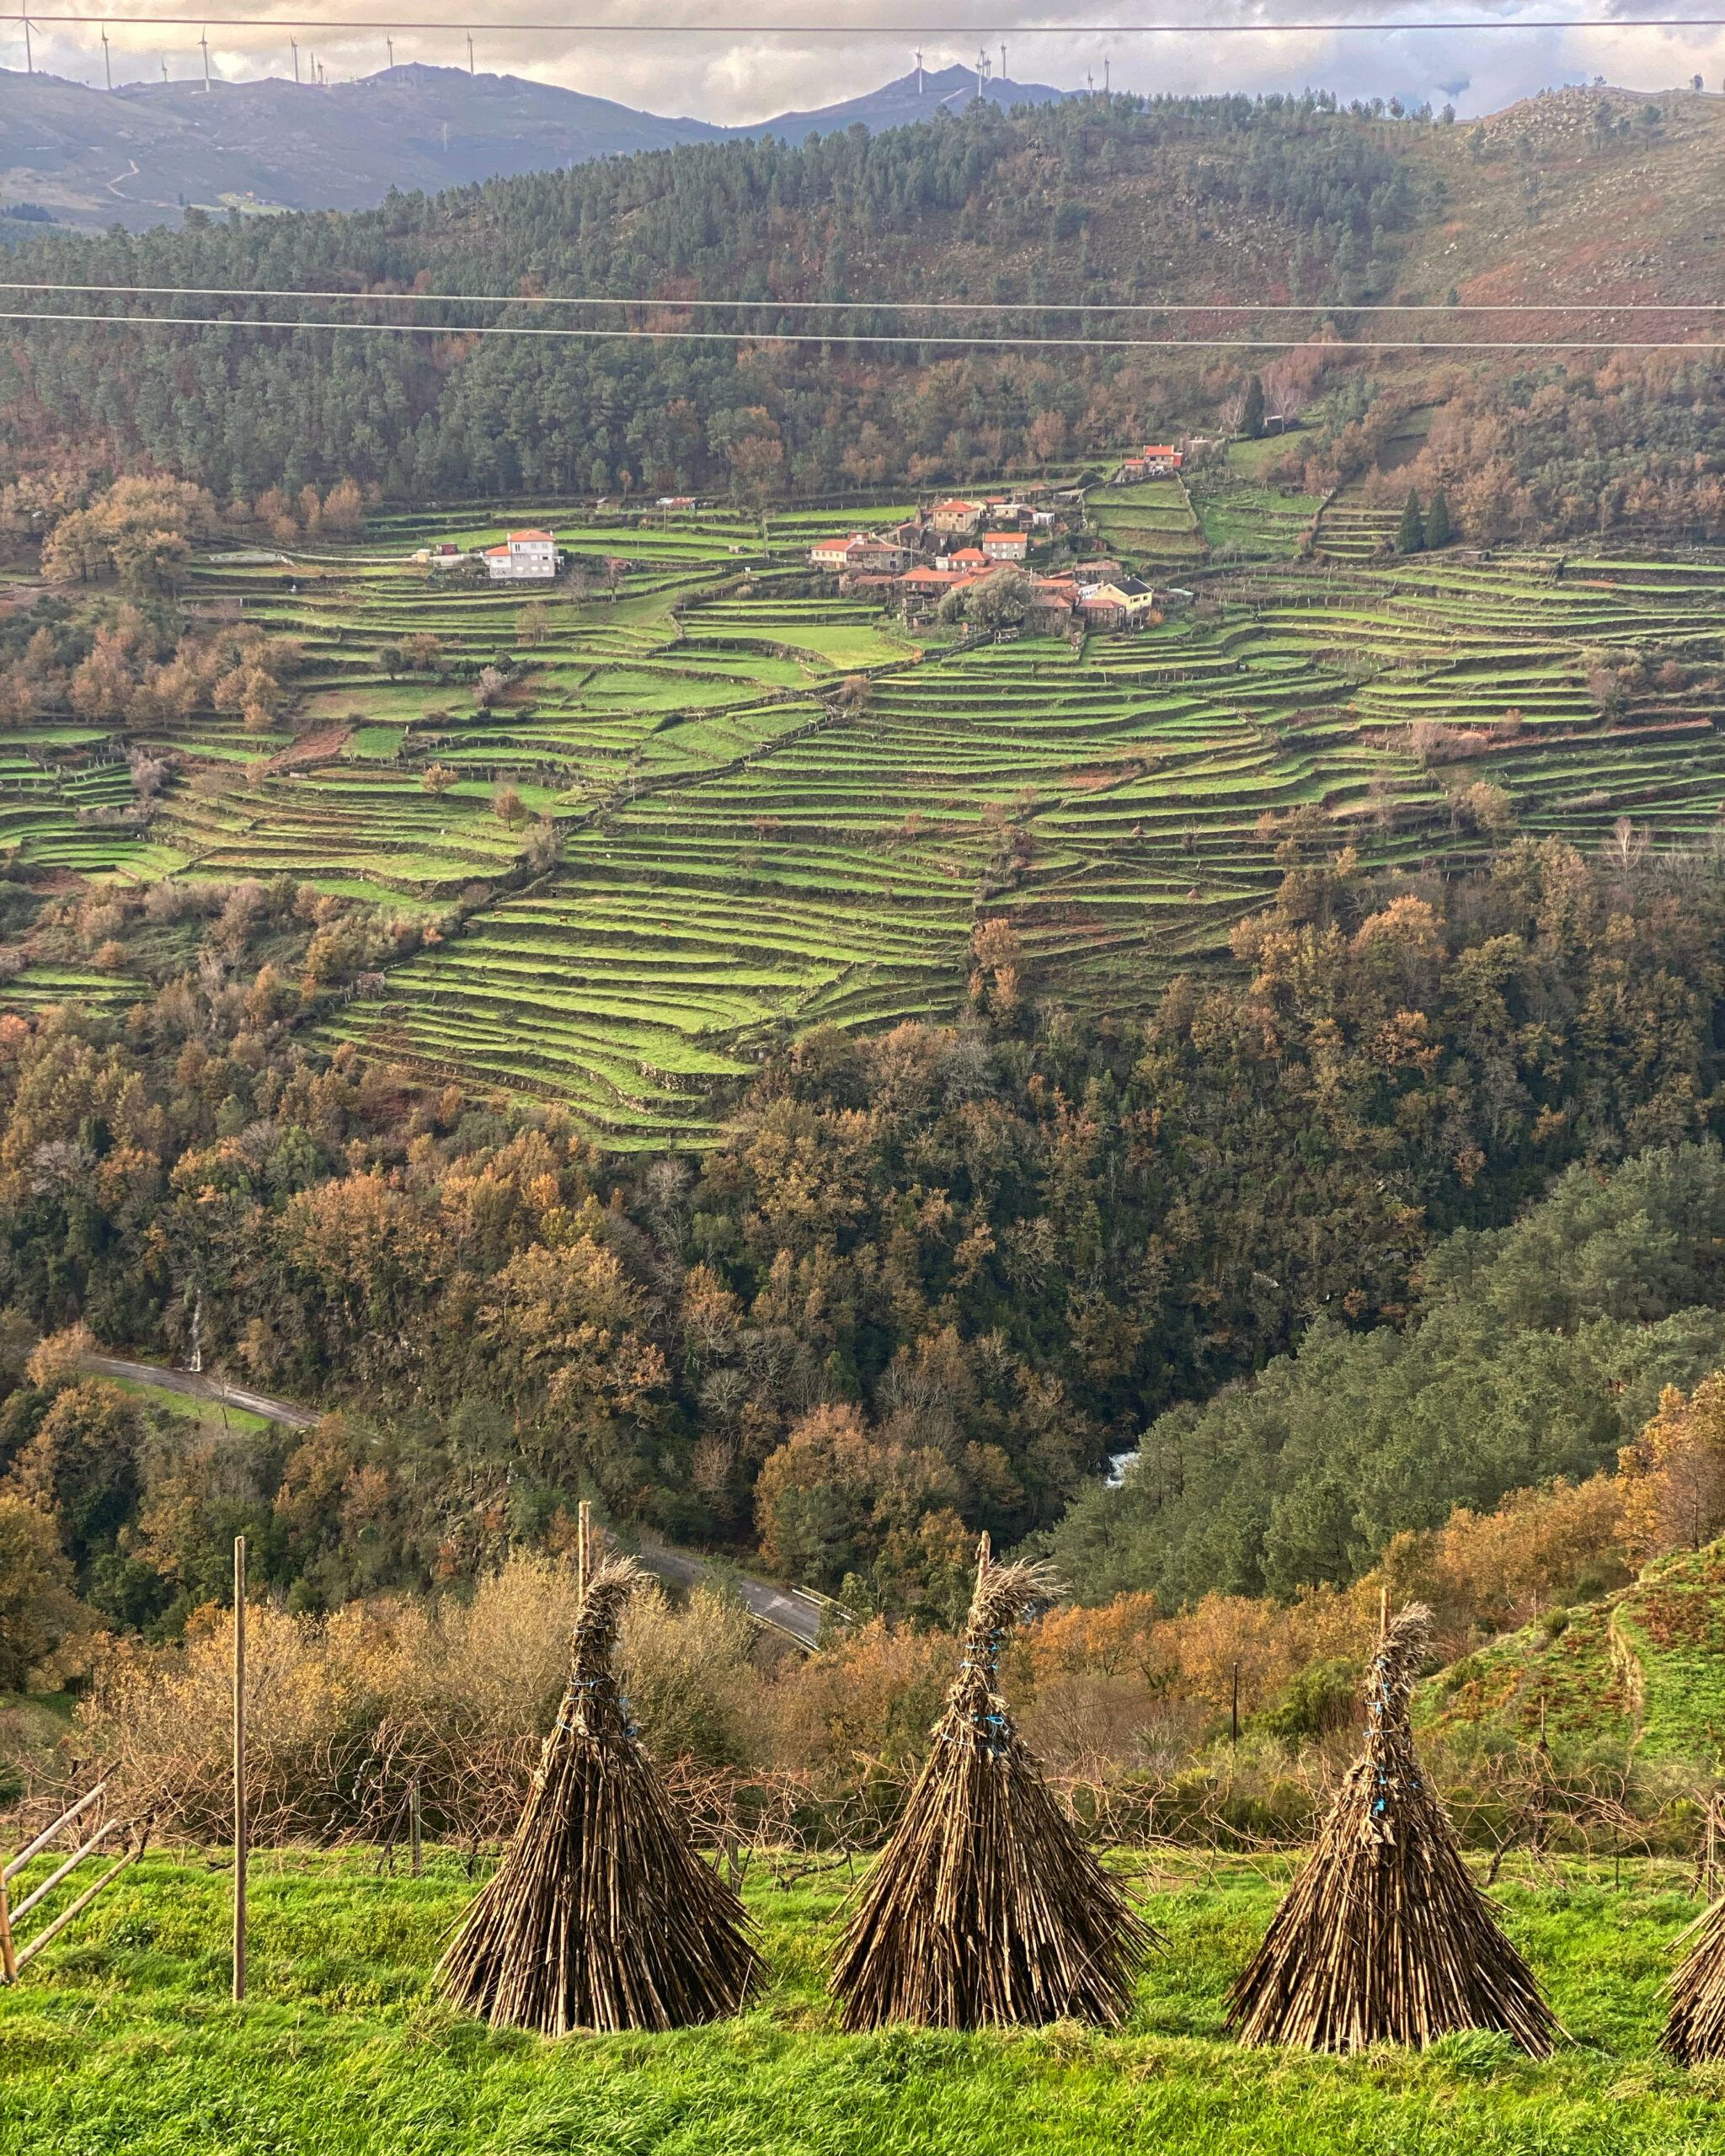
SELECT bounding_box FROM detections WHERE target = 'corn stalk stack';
[1663,1888,1725,2063]
[437,1551,760,2036]
[831,1534,1159,2030]
[1229,1602,1557,2056]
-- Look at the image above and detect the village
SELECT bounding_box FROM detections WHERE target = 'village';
[804,457,1180,635]
[403,446,1192,636]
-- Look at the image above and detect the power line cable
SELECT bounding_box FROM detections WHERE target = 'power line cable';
[9,10,1725,27]
[7,307,1723,349]
[6,280,1725,312]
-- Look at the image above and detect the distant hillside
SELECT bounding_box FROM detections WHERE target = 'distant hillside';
[1419,1541,1725,1764]
[5,84,1723,541]
[741,63,1066,144]
[0,61,1068,230]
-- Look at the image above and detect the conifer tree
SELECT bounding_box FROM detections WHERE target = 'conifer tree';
[1242,375,1266,440]
[1397,488,1426,553]
[1427,488,1452,547]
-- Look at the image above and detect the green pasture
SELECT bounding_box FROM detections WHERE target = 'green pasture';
[0,1850,1720,2154]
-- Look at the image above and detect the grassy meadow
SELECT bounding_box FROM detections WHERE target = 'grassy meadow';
[2,1849,1723,2153]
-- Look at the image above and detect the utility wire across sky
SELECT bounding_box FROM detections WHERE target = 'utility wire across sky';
[8,9,1725,28]
[7,308,1724,350]
[8,282,1725,312]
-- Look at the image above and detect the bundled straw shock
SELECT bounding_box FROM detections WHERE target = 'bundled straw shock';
[1230,1602,1557,2056]
[831,1534,1159,2030]
[437,1550,760,2036]
[1663,1893,1725,2063]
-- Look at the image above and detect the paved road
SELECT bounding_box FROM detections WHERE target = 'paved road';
[84,1354,321,1428]
[83,1354,824,1648]
[634,1537,824,1649]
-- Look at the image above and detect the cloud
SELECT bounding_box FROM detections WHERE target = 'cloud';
[17,5,1725,121]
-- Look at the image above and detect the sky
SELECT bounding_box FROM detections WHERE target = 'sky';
[12,5,1723,124]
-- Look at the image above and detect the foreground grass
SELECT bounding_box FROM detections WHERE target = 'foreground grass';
[2,1850,1722,2153]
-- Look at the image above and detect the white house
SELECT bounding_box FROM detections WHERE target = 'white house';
[484,529,558,581]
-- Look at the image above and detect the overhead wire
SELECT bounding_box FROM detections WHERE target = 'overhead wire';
[9,10,1725,27]
[5,280,1725,312]
[5,307,1723,349]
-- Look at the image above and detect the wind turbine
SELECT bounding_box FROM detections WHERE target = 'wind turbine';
[102,26,112,88]
[915,46,923,93]
[291,35,298,82]
[200,25,211,92]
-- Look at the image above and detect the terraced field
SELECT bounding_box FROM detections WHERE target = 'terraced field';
[7,496,1725,1145]
[1086,473,1208,568]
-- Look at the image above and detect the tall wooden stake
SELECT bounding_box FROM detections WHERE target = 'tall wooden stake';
[577,1498,591,1608]
[0,1866,15,1983]
[410,1776,422,1880]
[233,1534,247,2004]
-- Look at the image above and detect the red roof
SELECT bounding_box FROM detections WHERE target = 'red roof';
[1140,446,1178,459]
[949,547,987,565]
[509,528,553,542]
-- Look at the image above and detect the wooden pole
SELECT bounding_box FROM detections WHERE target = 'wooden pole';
[233,1534,247,2004]
[577,1498,591,1609]
[1231,1661,1240,1746]
[410,1776,422,1881]
[0,1869,15,1984]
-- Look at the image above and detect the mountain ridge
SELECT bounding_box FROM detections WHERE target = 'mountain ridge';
[0,61,1069,230]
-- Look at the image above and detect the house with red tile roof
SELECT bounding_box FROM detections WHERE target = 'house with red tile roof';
[484,530,558,580]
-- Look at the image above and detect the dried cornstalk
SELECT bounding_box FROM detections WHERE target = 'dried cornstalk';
[831,1535,1159,2030]
[1230,1603,1557,2055]
[1664,1886,1725,2063]
[436,1555,760,2036]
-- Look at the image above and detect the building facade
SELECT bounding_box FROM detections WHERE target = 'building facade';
[484,530,558,580]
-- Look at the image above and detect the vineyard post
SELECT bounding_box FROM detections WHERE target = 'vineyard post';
[233,1534,247,2004]
[410,1777,422,1880]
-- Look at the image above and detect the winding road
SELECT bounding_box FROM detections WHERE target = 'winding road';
[83,1353,824,1647]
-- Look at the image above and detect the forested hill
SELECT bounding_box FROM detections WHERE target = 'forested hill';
[5,85,1725,533]
[1049,1145,1725,1609]
[0,61,1069,232]
[4,832,1725,1625]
